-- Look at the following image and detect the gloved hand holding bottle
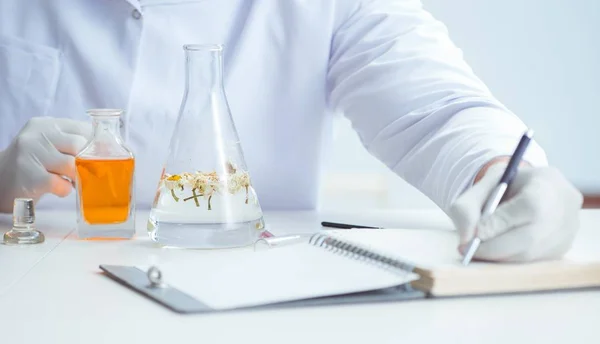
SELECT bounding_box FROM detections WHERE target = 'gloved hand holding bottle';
[450,163,583,263]
[0,117,92,213]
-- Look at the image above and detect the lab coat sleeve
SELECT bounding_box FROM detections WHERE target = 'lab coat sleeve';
[327,0,548,211]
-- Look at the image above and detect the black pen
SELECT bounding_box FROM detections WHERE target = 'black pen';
[461,129,534,266]
[320,221,382,230]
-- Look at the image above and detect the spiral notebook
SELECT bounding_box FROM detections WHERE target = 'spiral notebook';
[100,228,600,313]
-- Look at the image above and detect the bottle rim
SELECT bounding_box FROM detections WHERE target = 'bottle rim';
[86,109,123,117]
[183,44,223,52]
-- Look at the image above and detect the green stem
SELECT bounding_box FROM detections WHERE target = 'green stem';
[245,186,249,204]
[183,189,201,207]
[192,189,200,207]
[170,189,179,202]
[208,195,213,210]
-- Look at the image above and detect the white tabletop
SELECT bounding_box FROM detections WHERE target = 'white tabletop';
[0,212,73,296]
[1,209,599,344]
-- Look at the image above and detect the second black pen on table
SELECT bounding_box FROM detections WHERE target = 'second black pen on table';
[320,221,382,230]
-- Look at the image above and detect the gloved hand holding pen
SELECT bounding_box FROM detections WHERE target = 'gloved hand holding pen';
[449,162,583,263]
[0,117,91,213]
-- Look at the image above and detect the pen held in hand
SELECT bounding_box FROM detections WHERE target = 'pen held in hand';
[461,129,534,266]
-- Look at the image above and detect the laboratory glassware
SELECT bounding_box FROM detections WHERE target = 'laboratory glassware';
[147,44,265,249]
[75,109,136,239]
[3,198,45,245]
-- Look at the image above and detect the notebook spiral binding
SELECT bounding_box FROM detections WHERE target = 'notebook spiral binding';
[308,233,416,276]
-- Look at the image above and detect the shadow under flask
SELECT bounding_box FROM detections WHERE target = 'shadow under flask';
[75,109,136,239]
[147,44,265,249]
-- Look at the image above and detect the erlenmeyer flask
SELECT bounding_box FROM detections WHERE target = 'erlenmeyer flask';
[148,44,265,249]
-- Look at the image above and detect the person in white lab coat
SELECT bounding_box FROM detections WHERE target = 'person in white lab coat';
[0,0,582,262]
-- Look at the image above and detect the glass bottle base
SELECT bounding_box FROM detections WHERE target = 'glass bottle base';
[3,230,45,245]
[147,217,265,249]
[77,218,135,240]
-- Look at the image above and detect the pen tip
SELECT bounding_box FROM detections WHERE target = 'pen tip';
[525,129,534,138]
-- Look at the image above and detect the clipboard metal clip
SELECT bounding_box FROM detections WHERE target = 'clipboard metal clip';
[146,266,167,289]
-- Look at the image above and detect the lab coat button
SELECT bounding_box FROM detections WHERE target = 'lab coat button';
[132,9,142,20]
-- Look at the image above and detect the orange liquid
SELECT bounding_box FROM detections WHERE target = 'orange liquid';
[75,158,134,225]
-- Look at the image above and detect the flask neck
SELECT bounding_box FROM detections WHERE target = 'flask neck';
[184,46,224,94]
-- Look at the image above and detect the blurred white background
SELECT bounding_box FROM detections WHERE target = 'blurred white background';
[319,0,600,211]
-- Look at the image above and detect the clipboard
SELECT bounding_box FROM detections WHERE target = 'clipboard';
[99,264,426,314]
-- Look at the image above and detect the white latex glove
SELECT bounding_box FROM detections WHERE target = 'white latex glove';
[0,117,92,212]
[449,163,583,262]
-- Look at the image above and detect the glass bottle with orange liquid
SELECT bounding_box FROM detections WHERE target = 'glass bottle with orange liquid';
[75,109,135,239]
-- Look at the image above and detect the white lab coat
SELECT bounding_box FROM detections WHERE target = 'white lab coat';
[0,0,546,211]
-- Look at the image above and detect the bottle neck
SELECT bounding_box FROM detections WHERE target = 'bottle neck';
[185,48,224,95]
[92,117,122,141]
